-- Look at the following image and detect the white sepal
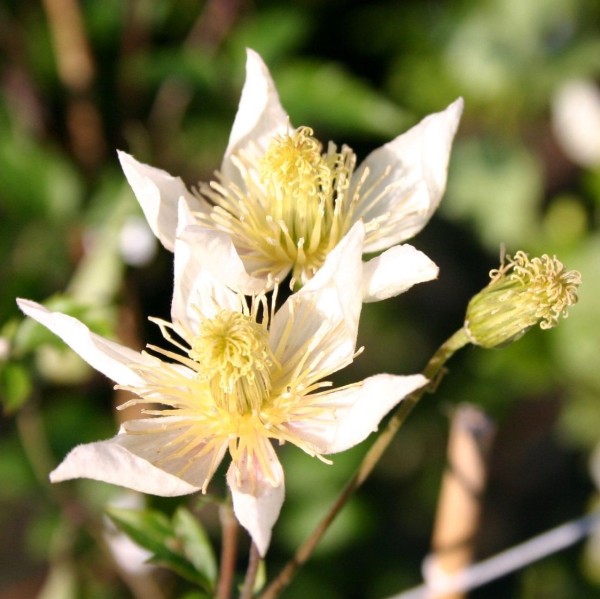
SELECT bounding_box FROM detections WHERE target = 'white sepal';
[227,442,285,556]
[17,299,153,387]
[118,150,208,251]
[361,244,439,303]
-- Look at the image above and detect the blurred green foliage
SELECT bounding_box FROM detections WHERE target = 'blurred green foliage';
[1,0,600,597]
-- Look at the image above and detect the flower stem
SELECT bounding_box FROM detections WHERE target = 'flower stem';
[259,328,470,599]
[216,501,238,599]
[240,542,261,599]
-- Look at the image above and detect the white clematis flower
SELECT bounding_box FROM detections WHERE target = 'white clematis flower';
[17,220,427,556]
[118,49,462,300]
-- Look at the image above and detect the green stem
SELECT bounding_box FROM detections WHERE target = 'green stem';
[259,328,470,599]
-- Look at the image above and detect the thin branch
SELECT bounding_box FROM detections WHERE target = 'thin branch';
[41,0,106,167]
[240,542,261,599]
[259,328,470,599]
[216,501,239,599]
[148,0,245,154]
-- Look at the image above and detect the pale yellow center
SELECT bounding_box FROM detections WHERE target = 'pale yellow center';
[199,126,357,287]
[117,297,354,492]
[189,310,274,415]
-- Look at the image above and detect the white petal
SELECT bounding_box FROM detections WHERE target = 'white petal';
[288,373,428,454]
[172,224,247,331]
[117,150,208,251]
[361,244,439,302]
[175,212,268,293]
[300,222,365,334]
[227,443,285,556]
[222,49,289,182]
[270,223,365,378]
[17,299,153,387]
[50,433,202,497]
[119,418,228,490]
[351,98,463,253]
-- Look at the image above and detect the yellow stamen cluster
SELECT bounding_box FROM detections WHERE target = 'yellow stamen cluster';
[118,293,353,491]
[189,310,274,415]
[464,251,581,348]
[198,126,357,287]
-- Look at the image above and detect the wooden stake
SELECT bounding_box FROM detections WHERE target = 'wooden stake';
[428,404,495,598]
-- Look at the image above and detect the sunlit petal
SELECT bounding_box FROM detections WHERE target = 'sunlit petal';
[227,443,285,557]
[287,373,428,454]
[50,433,203,496]
[270,223,364,380]
[118,150,209,251]
[17,299,153,387]
[351,98,464,253]
[362,244,439,302]
[222,49,289,183]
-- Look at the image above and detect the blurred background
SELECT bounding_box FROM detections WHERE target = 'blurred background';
[1,0,600,597]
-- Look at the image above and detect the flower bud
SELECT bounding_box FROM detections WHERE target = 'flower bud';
[464,251,581,348]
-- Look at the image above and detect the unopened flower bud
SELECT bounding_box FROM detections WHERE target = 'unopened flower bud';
[464,251,581,348]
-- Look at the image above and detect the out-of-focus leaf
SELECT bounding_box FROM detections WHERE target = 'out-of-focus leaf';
[0,437,37,500]
[36,560,78,599]
[227,7,311,65]
[0,131,82,221]
[0,361,32,414]
[254,557,266,594]
[178,592,213,599]
[275,60,411,138]
[542,195,588,248]
[106,506,216,592]
[172,507,217,586]
[442,138,543,249]
[105,506,173,557]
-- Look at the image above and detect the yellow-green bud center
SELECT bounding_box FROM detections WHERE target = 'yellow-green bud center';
[189,310,274,414]
[464,251,581,348]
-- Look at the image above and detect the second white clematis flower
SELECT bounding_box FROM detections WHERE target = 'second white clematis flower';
[118,49,463,299]
[17,221,427,556]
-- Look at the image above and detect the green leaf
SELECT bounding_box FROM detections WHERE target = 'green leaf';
[106,506,216,592]
[178,592,213,599]
[105,506,173,557]
[173,507,217,586]
[148,553,213,589]
[275,60,411,138]
[0,362,32,414]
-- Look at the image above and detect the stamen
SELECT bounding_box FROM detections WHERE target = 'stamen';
[190,310,275,414]
[196,126,356,285]
[465,250,581,348]
[114,283,350,494]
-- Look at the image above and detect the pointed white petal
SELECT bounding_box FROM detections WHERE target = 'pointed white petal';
[361,244,439,302]
[301,221,365,334]
[50,433,202,497]
[188,230,272,295]
[288,373,428,454]
[118,150,209,251]
[270,223,365,379]
[227,443,285,557]
[172,225,247,331]
[351,99,463,253]
[119,418,228,491]
[17,299,153,387]
[222,49,289,182]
